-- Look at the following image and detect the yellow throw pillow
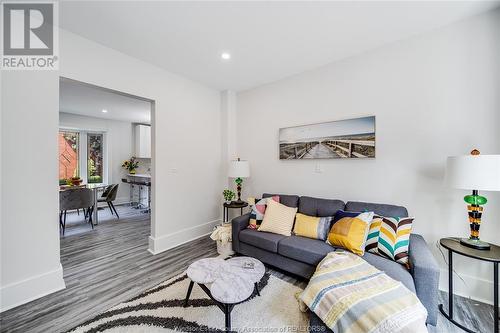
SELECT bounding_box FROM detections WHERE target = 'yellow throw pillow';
[258,199,298,236]
[293,213,333,241]
[327,212,374,255]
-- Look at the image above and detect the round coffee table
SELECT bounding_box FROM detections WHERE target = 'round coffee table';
[184,257,265,331]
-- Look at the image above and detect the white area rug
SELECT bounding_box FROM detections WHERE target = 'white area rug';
[68,272,308,332]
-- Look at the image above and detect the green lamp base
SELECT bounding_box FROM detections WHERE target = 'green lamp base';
[460,238,491,250]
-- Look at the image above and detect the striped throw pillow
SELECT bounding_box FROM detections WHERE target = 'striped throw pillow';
[293,213,333,241]
[258,199,298,236]
[365,217,382,250]
[365,216,414,266]
[247,196,280,229]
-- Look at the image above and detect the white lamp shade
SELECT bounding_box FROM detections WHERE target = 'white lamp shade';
[228,160,250,178]
[445,154,500,191]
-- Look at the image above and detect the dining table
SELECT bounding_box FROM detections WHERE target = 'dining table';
[59,183,108,225]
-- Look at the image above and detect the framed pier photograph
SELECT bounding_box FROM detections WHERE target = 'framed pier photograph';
[279,116,376,160]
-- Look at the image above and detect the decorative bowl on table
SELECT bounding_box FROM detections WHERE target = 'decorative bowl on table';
[70,177,83,186]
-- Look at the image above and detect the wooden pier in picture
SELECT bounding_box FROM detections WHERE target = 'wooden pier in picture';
[280,136,375,160]
[279,116,376,160]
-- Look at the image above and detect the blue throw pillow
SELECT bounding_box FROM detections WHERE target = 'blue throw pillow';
[332,210,362,224]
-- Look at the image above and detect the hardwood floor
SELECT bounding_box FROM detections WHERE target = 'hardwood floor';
[0,206,496,332]
[1,206,218,333]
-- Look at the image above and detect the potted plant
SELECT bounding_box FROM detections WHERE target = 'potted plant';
[223,189,235,203]
[122,157,139,174]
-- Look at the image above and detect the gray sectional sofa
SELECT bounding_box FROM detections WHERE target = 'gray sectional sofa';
[231,193,439,326]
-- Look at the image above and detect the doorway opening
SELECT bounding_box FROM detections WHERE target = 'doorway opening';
[58,77,154,240]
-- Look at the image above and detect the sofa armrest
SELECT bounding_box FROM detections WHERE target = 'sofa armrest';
[231,213,251,253]
[408,233,440,326]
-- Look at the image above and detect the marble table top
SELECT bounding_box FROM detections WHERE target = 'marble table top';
[186,256,265,304]
[186,258,226,284]
[226,257,265,283]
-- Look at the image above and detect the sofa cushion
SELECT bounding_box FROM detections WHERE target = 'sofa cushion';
[362,252,416,293]
[366,216,414,266]
[345,201,408,218]
[278,236,337,265]
[327,211,374,256]
[263,193,299,208]
[298,196,345,217]
[239,229,286,253]
[248,196,279,229]
[258,199,298,236]
[293,213,333,241]
[332,209,362,223]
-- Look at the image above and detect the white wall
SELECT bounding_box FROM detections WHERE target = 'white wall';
[236,9,500,303]
[1,71,65,311]
[59,112,136,204]
[220,91,251,220]
[61,30,223,253]
[60,30,223,252]
[0,29,222,311]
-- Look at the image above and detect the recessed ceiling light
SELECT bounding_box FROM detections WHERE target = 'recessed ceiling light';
[221,52,231,60]
[102,109,108,113]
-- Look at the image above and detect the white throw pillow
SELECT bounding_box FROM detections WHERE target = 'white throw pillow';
[258,199,298,236]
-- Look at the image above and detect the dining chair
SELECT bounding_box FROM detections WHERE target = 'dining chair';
[81,184,112,220]
[98,184,120,218]
[100,184,114,199]
[59,188,95,236]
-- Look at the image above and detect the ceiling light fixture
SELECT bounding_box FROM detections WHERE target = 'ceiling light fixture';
[102,109,108,113]
[221,52,231,60]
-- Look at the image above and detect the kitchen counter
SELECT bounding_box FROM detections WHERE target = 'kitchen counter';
[127,173,151,178]
[124,174,151,212]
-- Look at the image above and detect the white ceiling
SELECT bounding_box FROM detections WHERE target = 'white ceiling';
[60,78,152,123]
[60,1,500,91]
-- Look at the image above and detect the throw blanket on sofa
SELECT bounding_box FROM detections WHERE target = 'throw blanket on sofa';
[298,251,427,333]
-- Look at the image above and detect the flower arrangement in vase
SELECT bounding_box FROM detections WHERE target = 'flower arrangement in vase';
[122,157,139,174]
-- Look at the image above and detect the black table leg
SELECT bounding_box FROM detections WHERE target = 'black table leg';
[438,250,478,333]
[448,250,453,318]
[240,207,243,216]
[494,262,498,333]
[184,280,194,307]
[224,303,231,332]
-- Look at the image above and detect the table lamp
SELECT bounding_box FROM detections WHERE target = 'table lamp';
[228,158,250,203]
[445,150,500,250]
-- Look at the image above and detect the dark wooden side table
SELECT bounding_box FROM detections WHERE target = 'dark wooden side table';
[439,237,500,333]
[223,201,248,223]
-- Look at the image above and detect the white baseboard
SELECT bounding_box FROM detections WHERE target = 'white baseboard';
[0,264,66,312]
[148,219,221,255]
[439,268,499,305]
